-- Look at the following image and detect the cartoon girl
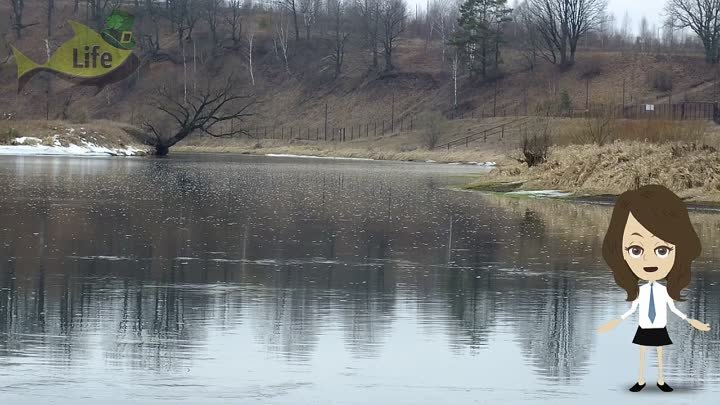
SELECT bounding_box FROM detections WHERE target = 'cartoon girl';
[597,184,710,392]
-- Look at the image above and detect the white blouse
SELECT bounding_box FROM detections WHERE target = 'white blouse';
[620,281,687,328]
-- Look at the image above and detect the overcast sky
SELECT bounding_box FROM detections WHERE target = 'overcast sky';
[405,0,666,31]
[607,0,664,27]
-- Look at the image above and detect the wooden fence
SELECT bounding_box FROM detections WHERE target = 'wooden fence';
[434,117,533,150]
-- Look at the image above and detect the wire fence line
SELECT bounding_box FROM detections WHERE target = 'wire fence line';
[239,101,719,143]
[243,115,416,141]
[445,101,720,121]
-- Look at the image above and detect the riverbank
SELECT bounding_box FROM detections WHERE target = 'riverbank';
[461,140,720,204]
[0,120,150,156]
[173,137,504,165]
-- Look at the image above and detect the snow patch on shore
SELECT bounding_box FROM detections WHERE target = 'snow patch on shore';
[0,136,144,156]
[12,137,43,145]
[266,153,375,161]
[506,189,573,198]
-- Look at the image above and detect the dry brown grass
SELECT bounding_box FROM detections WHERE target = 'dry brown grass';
[0,119,148,149]
[552,118,710,146]
[482,140,720,201]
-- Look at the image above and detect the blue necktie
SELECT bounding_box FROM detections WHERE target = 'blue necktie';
[648,283,656,323]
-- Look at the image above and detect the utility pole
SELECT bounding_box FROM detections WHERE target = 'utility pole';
[586,78,590,110]
[324,102,328,141]
[622,78,626,118]
[493,81,498,117]
[391,93,395,133]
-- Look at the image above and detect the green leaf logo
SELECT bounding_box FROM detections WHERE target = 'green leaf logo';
[106,15,125,30]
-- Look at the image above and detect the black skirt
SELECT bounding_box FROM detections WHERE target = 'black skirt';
[632,326,673,346]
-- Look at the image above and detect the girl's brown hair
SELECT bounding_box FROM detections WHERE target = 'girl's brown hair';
[602,184,701,302]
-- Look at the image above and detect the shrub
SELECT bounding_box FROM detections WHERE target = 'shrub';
[0,127,18,144]
[577,103,618,146]
[421,111,446,149]
[559,90,572,116]
[534,90,573,117]
[648,68,673,92]
[576,56,603,80]
[66,107,88,124]
[519,124,551,167]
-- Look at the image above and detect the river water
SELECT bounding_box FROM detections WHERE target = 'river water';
[1,154,719,404]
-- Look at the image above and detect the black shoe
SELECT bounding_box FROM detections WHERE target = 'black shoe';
[629,382,646,392]
[657,382,674,392]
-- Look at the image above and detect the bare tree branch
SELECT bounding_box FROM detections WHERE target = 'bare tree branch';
[141,75,257,155]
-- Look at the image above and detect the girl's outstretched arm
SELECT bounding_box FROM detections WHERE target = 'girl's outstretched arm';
[667,294,711,331]
[597,299,638,333]
[620,299,639,320]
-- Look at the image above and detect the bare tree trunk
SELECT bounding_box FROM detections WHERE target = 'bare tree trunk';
[182,41,187,104]
[248,32,255,86]
[291,1,300,40]
[452,50,458,109]
[11,0,25,39]
[276,17,291,75]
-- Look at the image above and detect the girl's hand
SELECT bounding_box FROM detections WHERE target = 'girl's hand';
[688,319,711,332]
[597,318,622,334]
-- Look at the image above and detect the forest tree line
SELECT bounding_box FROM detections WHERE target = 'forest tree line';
[7,0,720,82]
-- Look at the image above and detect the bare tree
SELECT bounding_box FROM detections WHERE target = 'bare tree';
[667,0,720,64]
[379,0,407,71]
[355,0,381,69]
[525,0,607,67]
[47,0,54,39]
[274,11,292,75]
[428,0,458,68]
[139,0,161,54]
[450,48,460,108]
[169,0,201,48]
[247,22,256,85]
[225,0,243,48]
[140,75,256,156]
[10,0,25,39]
[276,0,301,41]
[620,11,631,42]
[203,0,224,48]
[322,0,351,77]
[299,0,321,40]
[663,13,677,51]
[515,3,541,70]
